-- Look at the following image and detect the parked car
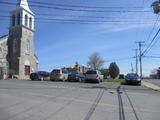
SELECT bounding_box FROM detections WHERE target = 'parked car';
[119,74,125,79]
[125,73,141,85]
[30,71,50,81]
[50,69,68,81]
[68,71,85,82]
[85,70,103,83]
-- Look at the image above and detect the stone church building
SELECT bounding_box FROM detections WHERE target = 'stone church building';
[0,0,38,79]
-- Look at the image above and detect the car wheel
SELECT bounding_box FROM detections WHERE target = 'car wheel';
[81,79,84,83]
[40,77,44,81]
[79,78,82,82]
[97,79,100,83]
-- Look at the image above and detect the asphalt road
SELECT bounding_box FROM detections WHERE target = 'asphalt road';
[144,79,160,87]
[0,80,160,120]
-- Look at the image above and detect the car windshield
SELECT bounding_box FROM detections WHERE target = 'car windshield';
[86,71,97,74]
[127,73,139,78]
[71,71,79,74]
[52,70,60,74]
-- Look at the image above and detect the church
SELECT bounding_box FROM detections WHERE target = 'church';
[0,0,38,79]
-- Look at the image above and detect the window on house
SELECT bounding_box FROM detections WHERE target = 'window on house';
[12,15,16,26]
[29,17,32,29]
[17,13,20,25]
[25,14,28,26]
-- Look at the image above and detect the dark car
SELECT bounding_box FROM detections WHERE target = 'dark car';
[119,74,125,79]
[125,73,141,85]
[68,71,85,82]
[30,71,50,81]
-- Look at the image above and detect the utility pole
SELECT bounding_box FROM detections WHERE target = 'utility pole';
[136,41,144,79]
[131,63,134,73]
[133,49,138,74]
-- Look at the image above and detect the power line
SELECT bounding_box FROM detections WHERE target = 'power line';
[144,34,160,55]
[144,56,160,58]
[0,1,151,13]
[143,15,160,51]
[142,28,160,56]
[28,0,146,9]
[106,57,134,62]
[0,15,157,25]
[0,14,158,21]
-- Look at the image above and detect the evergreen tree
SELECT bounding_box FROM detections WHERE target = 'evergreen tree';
[109,62,120,79]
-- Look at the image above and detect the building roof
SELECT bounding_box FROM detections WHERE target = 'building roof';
[0,35,8,40]
[0,35,8,44]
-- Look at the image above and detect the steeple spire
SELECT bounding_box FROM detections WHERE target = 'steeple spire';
[17,0,33,14]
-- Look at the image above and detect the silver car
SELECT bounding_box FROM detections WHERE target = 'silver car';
[85,70,103,83]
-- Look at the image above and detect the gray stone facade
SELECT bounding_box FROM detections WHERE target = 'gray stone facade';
[8,27,37,79]
[0,35,9,79]
[0,0,38,79]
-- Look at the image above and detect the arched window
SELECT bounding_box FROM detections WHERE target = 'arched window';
[25,14,28,26]
[17,13,20,25]
[29,17,32,29]
[12,15,16,26]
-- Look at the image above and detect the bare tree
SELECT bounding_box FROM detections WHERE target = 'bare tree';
[87,53,105,70]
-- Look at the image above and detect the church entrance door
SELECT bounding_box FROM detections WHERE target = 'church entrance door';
[25,65,30,75]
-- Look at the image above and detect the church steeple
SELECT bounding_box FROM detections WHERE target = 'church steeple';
[10,0,34,30]
[17,0,33,14]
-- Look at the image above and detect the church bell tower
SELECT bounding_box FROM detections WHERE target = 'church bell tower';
[8,0,38,79]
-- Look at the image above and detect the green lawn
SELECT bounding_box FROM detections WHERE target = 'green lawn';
[103,78,125,83]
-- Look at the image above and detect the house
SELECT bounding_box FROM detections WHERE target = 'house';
[62,62,90,73]
[150,67,160,79]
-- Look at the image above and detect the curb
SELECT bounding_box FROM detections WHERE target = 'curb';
[142,81,160,91]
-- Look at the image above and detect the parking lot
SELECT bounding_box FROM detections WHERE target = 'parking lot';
[0,80,160,120]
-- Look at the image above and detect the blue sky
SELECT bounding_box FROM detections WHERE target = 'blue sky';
[0,0,160,76]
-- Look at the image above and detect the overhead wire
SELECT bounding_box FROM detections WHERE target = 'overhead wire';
[142,27,160,56]
[0,1,151,13]
[28,0,145,9]
[142,15,160,51]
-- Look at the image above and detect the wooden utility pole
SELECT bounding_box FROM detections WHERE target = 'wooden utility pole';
[136,41,144,79]
[133,49,138,74]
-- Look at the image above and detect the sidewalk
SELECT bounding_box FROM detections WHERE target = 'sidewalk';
[142,80,160,91]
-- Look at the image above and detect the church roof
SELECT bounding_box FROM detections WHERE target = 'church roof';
[16,0,33,15]
[0,35,8,40]
[0,35,8,44]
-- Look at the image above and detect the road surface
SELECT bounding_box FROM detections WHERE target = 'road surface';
[0,80,159,120]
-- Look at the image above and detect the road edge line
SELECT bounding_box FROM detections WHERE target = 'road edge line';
[142,81,160,91]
